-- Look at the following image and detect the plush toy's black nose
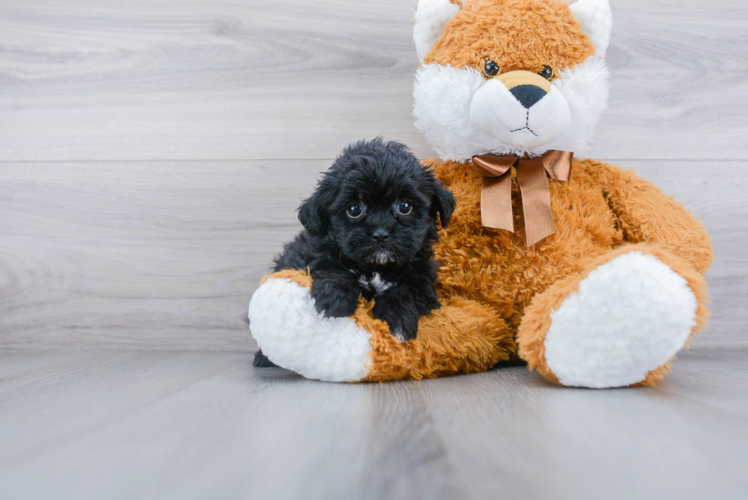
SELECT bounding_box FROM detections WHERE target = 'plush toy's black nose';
[510,84,548,109]
[372,228,390,242]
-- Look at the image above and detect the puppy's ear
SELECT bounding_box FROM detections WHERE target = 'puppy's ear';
[299,172,338,236]
[433,181,456,228]
[298,180,335,237]
[430,176,456,229]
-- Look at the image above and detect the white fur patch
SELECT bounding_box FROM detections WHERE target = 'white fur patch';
[544,57,610,154]
[413,57,610,161]
[543,252,698,389]
[358,272,394,294]
[248,278,372,382]
[414,0,463,63]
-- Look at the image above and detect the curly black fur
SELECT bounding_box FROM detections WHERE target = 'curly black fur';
[254,138,455,368]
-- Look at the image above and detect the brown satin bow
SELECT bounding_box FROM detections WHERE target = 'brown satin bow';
[472,150,573,247]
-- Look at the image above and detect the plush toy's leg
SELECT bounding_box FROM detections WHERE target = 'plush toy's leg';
[249,270,373,382]
[517,243,709,388]
[249,270,515,382]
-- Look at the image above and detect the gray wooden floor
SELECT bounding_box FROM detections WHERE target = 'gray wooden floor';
[1,0,748,498]
[0,349,746,500]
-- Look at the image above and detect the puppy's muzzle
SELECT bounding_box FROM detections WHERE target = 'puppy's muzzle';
[497,71,552,109]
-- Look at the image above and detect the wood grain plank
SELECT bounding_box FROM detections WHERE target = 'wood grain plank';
[416,350,748,500]
[0,159,745,349]
[0,160,327,350]
[0,350,745,500]
[0,0,746,161]
[0,351,466,500]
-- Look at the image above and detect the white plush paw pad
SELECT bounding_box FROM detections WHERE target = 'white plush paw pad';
[544,252,698,388]
[248,278,372,382]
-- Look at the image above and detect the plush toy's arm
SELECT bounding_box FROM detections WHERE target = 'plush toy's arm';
[596,162,713,274]
[249,270,516,382]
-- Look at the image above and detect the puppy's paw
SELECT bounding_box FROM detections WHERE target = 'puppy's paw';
[372,295,420,342]
[311,278,360,318]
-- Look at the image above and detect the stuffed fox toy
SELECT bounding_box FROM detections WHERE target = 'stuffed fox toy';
[249,0,713,388]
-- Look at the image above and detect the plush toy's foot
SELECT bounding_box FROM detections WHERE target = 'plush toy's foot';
[248,270,372,382]
[518,244,709,388]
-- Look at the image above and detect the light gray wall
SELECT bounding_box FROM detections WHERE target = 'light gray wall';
[1,0,746,349]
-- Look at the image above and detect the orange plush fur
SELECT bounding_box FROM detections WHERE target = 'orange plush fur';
[358,158,711,382]
[364,0,713,384]
[426,0,595,76]
[262,0,713,386]
[264,157,712,383]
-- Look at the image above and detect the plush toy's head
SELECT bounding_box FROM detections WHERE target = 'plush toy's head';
[413,0,612,161]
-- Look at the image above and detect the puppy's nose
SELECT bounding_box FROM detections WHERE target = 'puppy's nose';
[509,85,547,109]
[372,228,390,242]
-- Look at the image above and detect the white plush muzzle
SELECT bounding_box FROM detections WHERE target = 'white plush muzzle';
[470,78,572,151]
[413,57,610,161]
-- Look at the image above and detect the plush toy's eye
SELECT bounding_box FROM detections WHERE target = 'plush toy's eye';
[346,204,365,220]
[396,201,412,216]
[539,65,554,80]
[483,59,501,78]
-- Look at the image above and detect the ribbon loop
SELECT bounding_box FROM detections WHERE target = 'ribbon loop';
[540,150,573,181]
[473,155,517,178]
[472,155,516,232]
[472,150,573,247]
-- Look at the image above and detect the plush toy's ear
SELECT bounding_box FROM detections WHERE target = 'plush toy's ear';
[414,0,465,63]
[569,0,613,58]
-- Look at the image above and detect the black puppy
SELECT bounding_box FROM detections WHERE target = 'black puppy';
[253,138,455,368]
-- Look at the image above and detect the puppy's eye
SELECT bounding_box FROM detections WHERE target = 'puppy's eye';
[539,65,554,80]
[396,201,412,216]
[483,59,501,78]
[346,204,364,220]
